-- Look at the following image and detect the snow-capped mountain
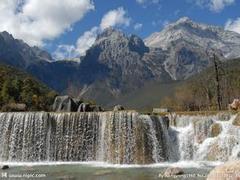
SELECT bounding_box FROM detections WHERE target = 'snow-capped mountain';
[145,17,240,79]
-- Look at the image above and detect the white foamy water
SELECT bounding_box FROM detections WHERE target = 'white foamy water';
[0,112,239,166]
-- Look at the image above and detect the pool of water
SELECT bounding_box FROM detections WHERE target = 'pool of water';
[0,161,219,180]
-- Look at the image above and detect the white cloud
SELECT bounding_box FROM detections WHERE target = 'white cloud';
[54,7,131,60]
[53,45,78,60]
[210,0,235,12]
[76,27,99,56]
[0,0,94,46]
[134,23,143,30]
[136,0,160,5]
[100,7,131,30]
[225,18,240,34]
[194,0,235,12]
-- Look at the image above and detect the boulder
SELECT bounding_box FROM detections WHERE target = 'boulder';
[207,161,240,180]
[229,99,240,110]
[194,119,214,144]
[217,112,231,121]
[164,167,184,176]
[162,116,170,129]
[1,165,9,170]
[52,96,78,112]
[1,103,27,112]
[77,103,91,112]
[72,98,83,107]
[210,123,222,137]
[233,113,240,126]
[91,105,103,112]
[113,105,124,111]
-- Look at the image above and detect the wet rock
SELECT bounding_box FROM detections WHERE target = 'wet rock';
[77,103,91,112]
[210,123,222,137]
[113,105,124,111]
[217,113,231,121]
[229,99,240,111]
[194,119,214,144]
[1,165,9,170]
[52,96,78,112]
[207,161,240,180]
[91,105,103,112]
[206,136,238,161]
[162,116,170,129]
[233,113,240,127]
[72,98,83,107]
[164,167,184,176]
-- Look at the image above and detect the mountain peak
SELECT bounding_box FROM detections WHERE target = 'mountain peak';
[96,28,124,41]
[0,31,14,41]
[176,17,192,24]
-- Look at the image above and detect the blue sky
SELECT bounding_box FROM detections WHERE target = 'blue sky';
[0,0,239,59]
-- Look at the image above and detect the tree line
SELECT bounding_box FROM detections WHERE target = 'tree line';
[0,65,57,111]
[160,57,240,111]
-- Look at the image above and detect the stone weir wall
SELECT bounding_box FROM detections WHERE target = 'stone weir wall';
[0,112,177,164]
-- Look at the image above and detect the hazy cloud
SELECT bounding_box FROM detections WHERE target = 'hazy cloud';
[194,0,235,12]
[134,23,143,30]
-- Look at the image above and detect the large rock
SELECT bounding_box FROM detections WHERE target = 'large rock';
[113,105,125,111]
[77,103,91,112]
[210,123,222,137]
[233,113,240,126]
[78,103,103,112]
[229,99,240,111]
[91,105,103,112]
[52,96,78,112]
[207,161,240,180]
[194,119,214,144]
[1,165,9,170]
[217,112,231,121]
[164,167,184,176]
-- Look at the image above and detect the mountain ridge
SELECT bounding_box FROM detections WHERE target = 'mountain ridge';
[0,17,240,107]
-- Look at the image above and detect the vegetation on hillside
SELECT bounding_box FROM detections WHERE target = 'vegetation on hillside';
[161,58,240,111]
[0,64,57,111]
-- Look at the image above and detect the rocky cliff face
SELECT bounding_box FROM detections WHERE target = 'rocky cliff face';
[145,17,240,79]
[78,28,171,99]
[0,31,52,68]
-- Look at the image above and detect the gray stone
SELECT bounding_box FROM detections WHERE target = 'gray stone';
[164,167,184,176]
[91,105,103,112]
[77,103,91,112]
[1,165,9,170]
[52,96,78,112]
[207,161,240,180]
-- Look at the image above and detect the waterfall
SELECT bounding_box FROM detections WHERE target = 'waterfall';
[0,112,239,164]
[0,112,173,164]
[171,113,240,162]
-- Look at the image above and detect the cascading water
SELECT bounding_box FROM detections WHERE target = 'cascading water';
[170,113,240,162]
[0,112,174,164]
[0,111,239,164]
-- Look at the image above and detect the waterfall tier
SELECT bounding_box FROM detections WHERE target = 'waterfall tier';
[0,112,175,164]
[0,112,239,164]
